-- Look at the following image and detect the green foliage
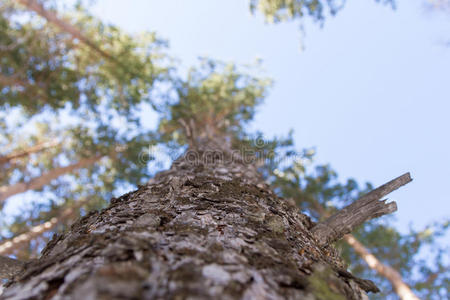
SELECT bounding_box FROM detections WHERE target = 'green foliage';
[0,0,169,257]
[250,0,342,23]
[158,58,271,144]
[249,0,395,24]
[0,2,81,112]
[0,0,169,122]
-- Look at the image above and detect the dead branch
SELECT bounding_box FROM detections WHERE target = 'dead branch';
[312,172,412,246]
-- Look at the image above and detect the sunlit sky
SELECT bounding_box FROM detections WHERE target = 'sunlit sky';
[89,0,450,234]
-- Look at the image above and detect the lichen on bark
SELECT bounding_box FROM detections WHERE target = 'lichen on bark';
[1,139,377,299]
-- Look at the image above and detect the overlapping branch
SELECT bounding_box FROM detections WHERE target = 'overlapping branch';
[343,234,419,300]
[0,197,89,255]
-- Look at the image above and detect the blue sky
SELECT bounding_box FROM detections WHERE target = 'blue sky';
[90,0,450,234]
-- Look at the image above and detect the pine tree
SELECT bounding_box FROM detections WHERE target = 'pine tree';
[0,0,167,261]
[1,58,411,299]
[1,1,447,299]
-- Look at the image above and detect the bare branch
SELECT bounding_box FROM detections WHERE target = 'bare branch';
[344,234,420,300]
[309,190,419,299]
[312,173,412,246]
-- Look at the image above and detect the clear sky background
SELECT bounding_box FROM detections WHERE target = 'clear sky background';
[89,0,450,234]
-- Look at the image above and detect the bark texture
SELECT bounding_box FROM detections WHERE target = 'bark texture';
[0,256,25,280]
[2,139,377,299]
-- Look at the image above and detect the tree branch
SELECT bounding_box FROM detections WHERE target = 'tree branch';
[0,139,59,165]
[0,197,89,255]
[344,234,420,300]
[312,172,412,246]
[0,155,103,203]
[308,189,419,299]
[17,0,137,78]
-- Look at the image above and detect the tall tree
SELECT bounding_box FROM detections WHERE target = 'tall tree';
[1,2,446,299]
[0,59,406,299]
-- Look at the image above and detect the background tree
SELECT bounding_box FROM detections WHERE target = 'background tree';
[0,0,168,258]
[248,0,395,32]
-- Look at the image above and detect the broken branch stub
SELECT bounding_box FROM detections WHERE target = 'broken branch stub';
[312,172,412,247]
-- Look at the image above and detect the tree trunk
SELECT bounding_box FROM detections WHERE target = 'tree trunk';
[0,257,25,280]
[1,138,377,299]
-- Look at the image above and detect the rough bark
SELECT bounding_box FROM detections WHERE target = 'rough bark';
[343,234,419,300]
[312,173,412,247]
[1,138,380,299]
[0,197,89,256]
[0,256,25,280]
[0,155,102,203]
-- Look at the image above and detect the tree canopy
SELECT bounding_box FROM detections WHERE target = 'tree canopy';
[249,0,395,24]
